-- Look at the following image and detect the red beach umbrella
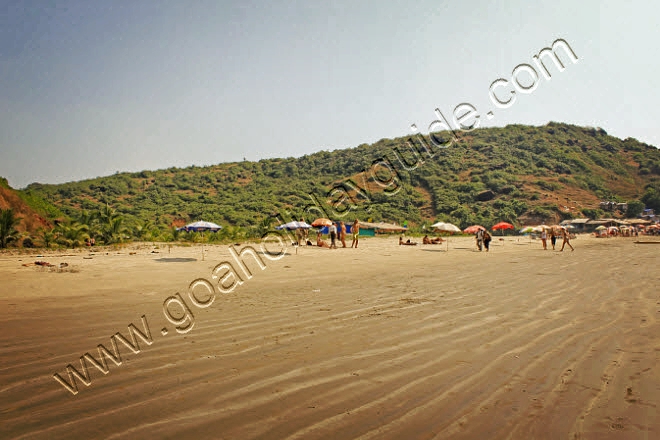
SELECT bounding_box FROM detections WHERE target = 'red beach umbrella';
[463,225,486,234]
[492,221,514,236]
[491,222,514,231]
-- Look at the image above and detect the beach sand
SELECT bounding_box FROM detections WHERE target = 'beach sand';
[1,235,658,439]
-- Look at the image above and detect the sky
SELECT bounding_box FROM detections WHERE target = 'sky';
[1,0,658,188]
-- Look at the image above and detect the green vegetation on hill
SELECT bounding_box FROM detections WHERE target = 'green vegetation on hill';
[7,122,660,247]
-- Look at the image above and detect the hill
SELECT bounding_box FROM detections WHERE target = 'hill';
[0,177,54,240]
[16,122,660,240]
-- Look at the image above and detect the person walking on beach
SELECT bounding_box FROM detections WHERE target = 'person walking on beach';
[476,229,484,251]
[560,227,574,252]
[483,229,492,252]
[339,221,347,248]
[540,229,548,250]
[550,228,557,250]
[351,219,360,248]
[329,222,337,249]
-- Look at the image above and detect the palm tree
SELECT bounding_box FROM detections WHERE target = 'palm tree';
[98,205,128,244]
[98,205,119,224]
[133,219,154,241]
[77,210,100,241]
[170,226,181,241]
[104,216,129,244]
[0,208,20,248]
[54,222,89,248]
[257,216,273,238]
[38,228,56,248]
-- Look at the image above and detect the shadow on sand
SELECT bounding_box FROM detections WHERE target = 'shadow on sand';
[154,257,198,263]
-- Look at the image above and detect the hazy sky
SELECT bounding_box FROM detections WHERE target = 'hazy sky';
[1,0,657,188]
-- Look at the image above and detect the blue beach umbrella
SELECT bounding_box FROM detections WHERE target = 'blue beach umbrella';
[275,221,312,230]
[180,221,223,232]
[178,221,222,260]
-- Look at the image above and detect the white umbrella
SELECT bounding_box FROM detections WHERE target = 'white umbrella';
[431,222,461,251]
[179,221,223,261]
[275,221,312,230]
[431,222,461,233]
[180,220,223,232]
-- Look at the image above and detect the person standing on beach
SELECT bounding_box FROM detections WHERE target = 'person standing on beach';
[329,222,337,249]
[300,218,309,245]
[339,221,347,248]
[560,227,574,251]
[540,229,548,250]
[351,219,360,248]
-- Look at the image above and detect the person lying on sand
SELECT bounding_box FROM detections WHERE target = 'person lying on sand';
[399,236,418,246]
[423,235,444,244]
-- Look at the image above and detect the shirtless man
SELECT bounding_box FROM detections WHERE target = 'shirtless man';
[399,236,417,245]
[351,220,360,248]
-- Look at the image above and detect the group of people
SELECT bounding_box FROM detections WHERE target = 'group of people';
[315,219,360,249]
[539,227,574,251]
[398,235,445,246]
[475,229,492,252]
[302,218,580,253]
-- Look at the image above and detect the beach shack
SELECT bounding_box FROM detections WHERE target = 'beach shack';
[318,221,407,236]
[564,218,590,232]
[358,221,407,235]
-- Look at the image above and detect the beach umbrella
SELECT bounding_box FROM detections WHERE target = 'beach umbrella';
[492,222,514,231]
[311,218,333,227]
[431,222,462,233]
[432,222,461,251]
[520,226,535,234]
[492,221,514,236]
[180,220,222,232]
[180,221,222,261]
[464,225,486,234]
[549,225,563,236]
[595,225,606,231]
[275,221,312,230]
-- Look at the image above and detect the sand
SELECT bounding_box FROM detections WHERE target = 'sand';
[0,234,658,439]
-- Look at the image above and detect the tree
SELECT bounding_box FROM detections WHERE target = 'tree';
[38,228,56,248]
[77,210,100,240]
[626,200,645,218]
[133,219,154,241]
[98,205,128,243]
[0,208,20,248]
[170,226,181,241]
[641,185,660,212]
[103,217,128,244]
[54,222,89,248]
